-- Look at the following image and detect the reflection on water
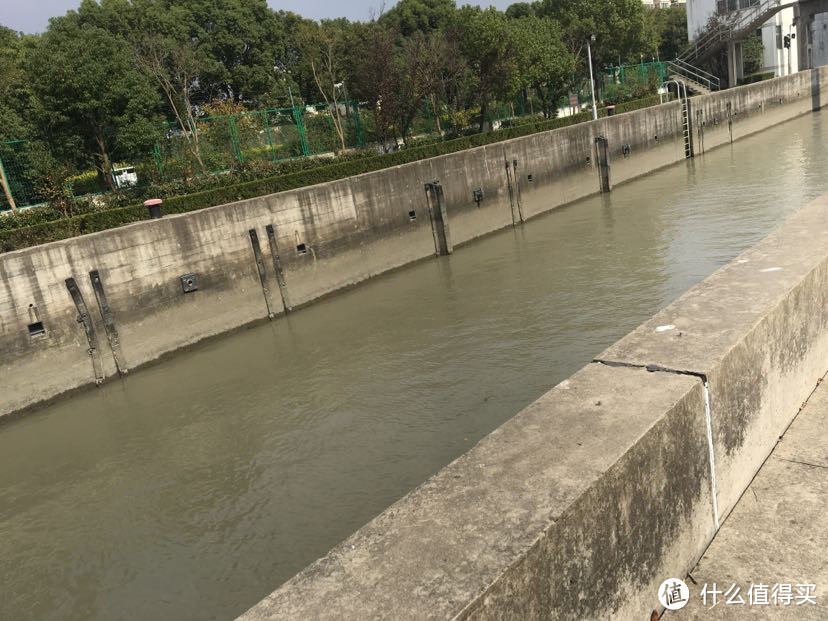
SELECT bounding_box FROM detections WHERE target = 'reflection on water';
[1,112,826,621]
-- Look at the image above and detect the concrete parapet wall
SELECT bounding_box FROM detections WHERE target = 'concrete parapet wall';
[692,69,823,155]
[238,195,828,620]
[597,193,828,523]
[1,69,827,419]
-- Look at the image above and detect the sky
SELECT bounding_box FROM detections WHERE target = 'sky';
[0,0,513,33]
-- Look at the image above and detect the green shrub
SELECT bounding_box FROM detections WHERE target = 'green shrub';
[738,72,776,86]
[0,204,64,231]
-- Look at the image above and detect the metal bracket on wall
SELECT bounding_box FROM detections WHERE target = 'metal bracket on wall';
[89,270,129,376]
[249,229,276,319]
[512,159,524,223]
[504,156,524,226]
[594,136,612,193]
[65,277,105,384]
[424,181,452,256]
[266,224,292,313]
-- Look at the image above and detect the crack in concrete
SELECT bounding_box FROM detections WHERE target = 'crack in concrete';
[774,456,828,471]
[594,358,705,380]
[592,358,721,529]
[591,359,645,370]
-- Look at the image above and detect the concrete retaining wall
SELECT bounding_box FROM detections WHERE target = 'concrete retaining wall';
[1,69,827,419]
[238,194,828,620]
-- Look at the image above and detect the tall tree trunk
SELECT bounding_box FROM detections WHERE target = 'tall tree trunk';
[431,93,442,134]
[479,100,488,132]
[182,94,206,174]
[310,55,347,153]
[0,159,17,212]
[94,127,116,191]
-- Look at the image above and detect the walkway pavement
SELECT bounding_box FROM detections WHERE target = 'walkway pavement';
[668,373,828,619]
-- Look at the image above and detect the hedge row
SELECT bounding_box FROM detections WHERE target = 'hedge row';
[607,94,667,114]
[738,71,776,86]
[0,96,666,253]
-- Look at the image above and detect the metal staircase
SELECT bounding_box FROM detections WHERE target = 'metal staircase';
[678,0,797,66]
[666,59,721,94]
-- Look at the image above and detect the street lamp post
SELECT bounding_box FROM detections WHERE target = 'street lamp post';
[587,34,598,121]
[274,63,296,108]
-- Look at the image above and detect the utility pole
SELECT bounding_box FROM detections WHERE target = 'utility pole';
[587,34,598,121]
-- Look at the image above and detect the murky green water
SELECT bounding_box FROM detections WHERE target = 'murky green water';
[2,112,827,621]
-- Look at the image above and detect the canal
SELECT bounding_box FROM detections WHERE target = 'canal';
[1,110,827,621]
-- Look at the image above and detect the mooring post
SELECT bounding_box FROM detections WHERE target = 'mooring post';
[89,270,129,375]
[424,181,452,256]
[595,136,611,193]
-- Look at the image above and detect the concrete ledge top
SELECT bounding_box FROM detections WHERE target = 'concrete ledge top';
[238,364,699,620]
[597,195,828,374]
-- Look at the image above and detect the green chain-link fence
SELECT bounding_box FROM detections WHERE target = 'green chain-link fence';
[152,102,367,182]
[0,140,45,211]
[600,61,668,103]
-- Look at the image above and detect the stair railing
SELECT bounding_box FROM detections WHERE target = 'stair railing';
[667,60,722,91]
[678,0,791,64]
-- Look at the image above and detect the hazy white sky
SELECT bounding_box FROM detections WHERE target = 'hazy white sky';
[1,0,513,33]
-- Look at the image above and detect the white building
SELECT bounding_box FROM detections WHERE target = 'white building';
[758,9,800,77]
[685,0,801,83]
[686,0,828,85]
[643,0,687,8]
[686,0,719,40]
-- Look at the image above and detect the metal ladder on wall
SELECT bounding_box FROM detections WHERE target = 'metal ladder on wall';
[665,79,694,159]
[682,98,693,158]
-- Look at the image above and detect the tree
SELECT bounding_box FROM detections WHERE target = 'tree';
[649,4,688,61]
[27,15,160,189]
[77,0,293,108]
[349,21,398,145]
[453,7,522,130]
[380,0,456,37]
[73,0,216,174]
[535,0,657,68]
[389,32,443,141]
[0,26,34,142]
[510,17,574,117]
[426,31,470,134]
[134,32,211,173]
[742,34,765,76]
[505,3,535,19]
[294,19,353,151]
